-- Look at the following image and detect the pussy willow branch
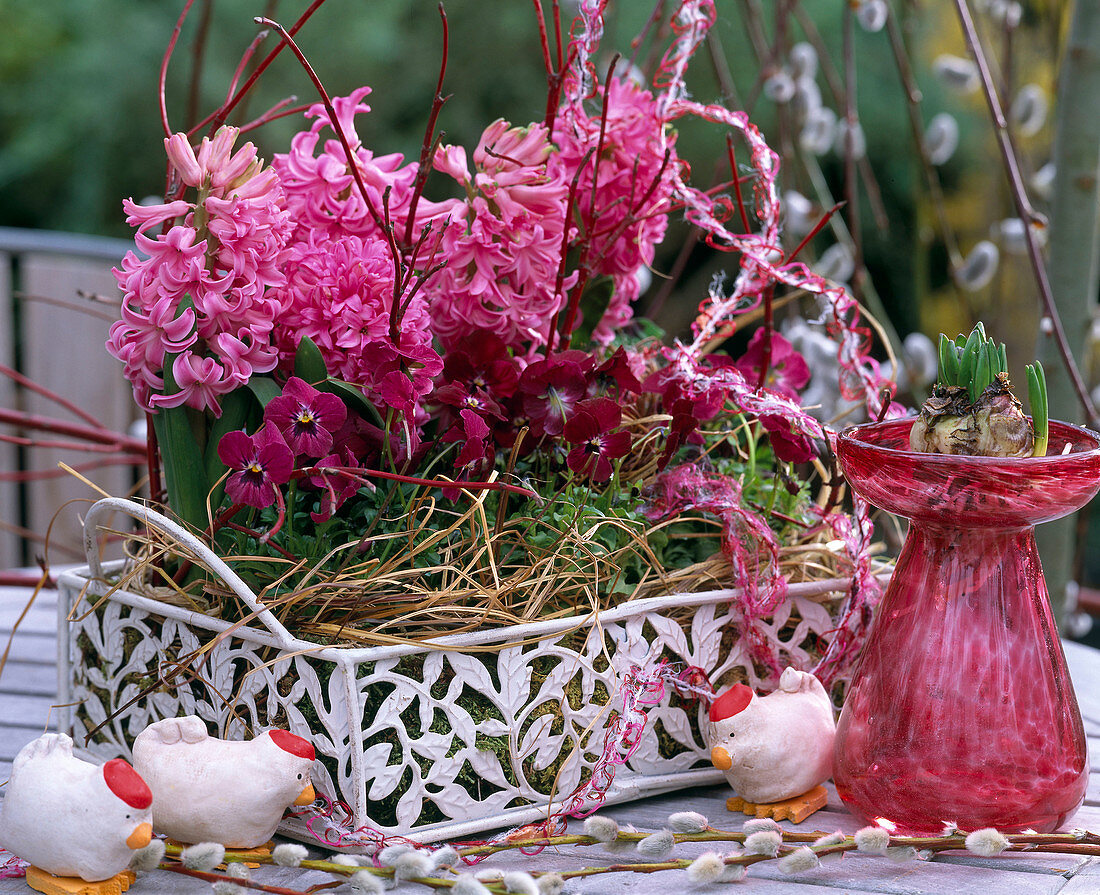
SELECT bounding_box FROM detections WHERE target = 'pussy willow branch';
[0,407,143,453]
[953,0,1100,427]
[840,1,863,301]
[0,362,105,430]
[150,825,1100,895]
[787,5,888,233]
[881,1,969,319]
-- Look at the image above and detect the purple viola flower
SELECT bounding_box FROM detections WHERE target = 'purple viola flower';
[218,421,295,509]
[265,376,347,458]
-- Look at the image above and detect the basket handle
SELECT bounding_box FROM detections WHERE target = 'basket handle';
[82,496,297,647]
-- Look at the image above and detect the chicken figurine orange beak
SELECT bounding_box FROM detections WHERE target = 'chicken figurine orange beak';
[293,782,316,806]
[126,822,153,850]
[710,746,733,771]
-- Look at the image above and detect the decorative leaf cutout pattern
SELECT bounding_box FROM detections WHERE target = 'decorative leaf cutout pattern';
[63,575,843,839]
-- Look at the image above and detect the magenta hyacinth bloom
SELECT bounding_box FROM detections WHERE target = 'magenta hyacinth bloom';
[265,376,347,458]
[564,397,632,482]
[218,421,295,509]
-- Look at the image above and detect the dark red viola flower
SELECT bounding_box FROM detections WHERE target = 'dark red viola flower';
[659,395,705,467]
[563,396,632,482]
[519,354,592,438]
[594,346,643,396]
[329,413,378,464]
[305,448,362,523]
[376,369,416,415]
[734,328,811,399]
[441,331,520,400]
[265,376,347,458]
[757,412,816,463]
[643,357,731,423]
[645,358,736,467]
[431,381,505,422]
[218,421,295,509]
[358,340,444,414]
[446,408,494,473]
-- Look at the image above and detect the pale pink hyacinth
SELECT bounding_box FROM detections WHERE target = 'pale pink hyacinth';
[273,87,424,243]
[108,126,292,414]
[551,76,678,342]
[423,120,576,351]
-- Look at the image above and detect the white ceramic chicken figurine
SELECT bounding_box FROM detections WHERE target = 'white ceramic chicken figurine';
[706,667,835,810]
[0,733,153,881]
[132,716,316,848]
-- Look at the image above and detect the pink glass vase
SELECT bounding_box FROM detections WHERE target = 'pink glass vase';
[833,418,1100,834]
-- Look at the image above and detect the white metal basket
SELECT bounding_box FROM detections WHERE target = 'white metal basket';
[58,497,852,844]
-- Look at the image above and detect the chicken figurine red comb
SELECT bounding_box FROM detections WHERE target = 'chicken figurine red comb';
[0,734,153,885]
[705,668,836,823]
[132,716,316,848]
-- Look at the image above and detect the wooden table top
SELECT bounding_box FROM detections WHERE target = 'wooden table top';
[3,575,1100,893]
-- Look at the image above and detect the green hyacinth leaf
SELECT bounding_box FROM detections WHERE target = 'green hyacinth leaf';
[1027,361,1048,457]
[153,357,210,533]
[294,335,329,384]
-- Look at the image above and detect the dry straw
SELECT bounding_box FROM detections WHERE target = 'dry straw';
[101,475,877,652]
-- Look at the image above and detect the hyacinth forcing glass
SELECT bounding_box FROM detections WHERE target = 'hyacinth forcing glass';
[833,418,1100,834]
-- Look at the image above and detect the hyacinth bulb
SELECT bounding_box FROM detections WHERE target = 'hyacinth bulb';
[909,376,1033,458]
[909,323,1048,458]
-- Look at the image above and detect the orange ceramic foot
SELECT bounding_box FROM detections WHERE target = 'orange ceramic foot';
[726,784,828,824]
[25,867,135,895]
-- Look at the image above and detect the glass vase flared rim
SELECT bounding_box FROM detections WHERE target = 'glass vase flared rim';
[837,417,1100,469]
